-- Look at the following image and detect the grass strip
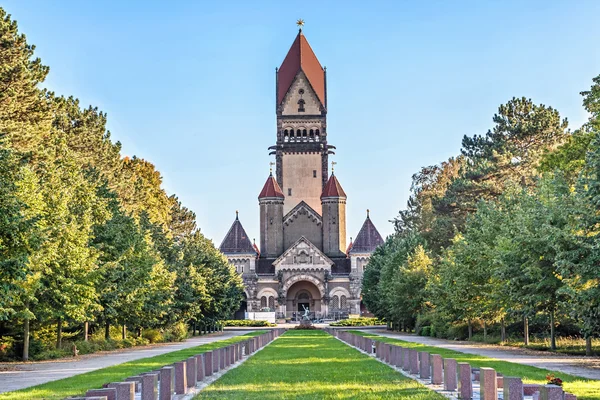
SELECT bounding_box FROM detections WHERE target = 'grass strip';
[350,330,600,400]
[1,331,265,400]
[196,329,444,399]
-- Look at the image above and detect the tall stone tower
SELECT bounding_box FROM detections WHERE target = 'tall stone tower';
[321,173,347,257]
[272,28,335,215]
[258,172,285,258]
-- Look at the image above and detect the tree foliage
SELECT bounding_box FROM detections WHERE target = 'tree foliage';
[0,8,243,359]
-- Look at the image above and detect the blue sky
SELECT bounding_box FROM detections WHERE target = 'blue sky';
[4,0,599,244]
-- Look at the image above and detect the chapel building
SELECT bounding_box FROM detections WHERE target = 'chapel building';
[219,28,384,319]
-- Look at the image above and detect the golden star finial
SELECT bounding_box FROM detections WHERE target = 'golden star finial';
[296,19,305,30]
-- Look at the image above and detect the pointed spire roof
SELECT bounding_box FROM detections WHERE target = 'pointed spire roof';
[259,173,285,199]
[321,173,346,199]
[277,30,325,106]
[350,210,384,254]
[219,212,257,255]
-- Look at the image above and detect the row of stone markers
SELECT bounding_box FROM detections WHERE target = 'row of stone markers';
[68,329,286,400]
[327,329,577,400]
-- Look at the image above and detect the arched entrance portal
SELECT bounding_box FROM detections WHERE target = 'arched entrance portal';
[285,280,323,320]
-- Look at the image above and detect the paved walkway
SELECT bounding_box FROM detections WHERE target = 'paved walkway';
[363,330,600,380]
[0,331,248,393]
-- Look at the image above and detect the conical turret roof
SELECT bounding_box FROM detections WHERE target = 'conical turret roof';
[321,173,346,199]
[350,211,384,254]
[259,173,285,199]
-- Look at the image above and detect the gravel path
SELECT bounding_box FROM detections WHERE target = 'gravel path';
[365,330,600,380]
[0,331,248,393]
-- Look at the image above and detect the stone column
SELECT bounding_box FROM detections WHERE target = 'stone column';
[431,354,443,385]
[204,352,213,377]
[443,359,458,391]
[86,388,117,400]
[186,356,197,388]
[480,367,497,400]
[503,377,523,400]
[540,385,564,400]
[159,366,173,400]
[458,363,472,400]
[419,352,430,379]
[409,349,419,375]
[107,381,134,400]
[196,354,205,382]
[141,373,158,400]
[174,361,187,394]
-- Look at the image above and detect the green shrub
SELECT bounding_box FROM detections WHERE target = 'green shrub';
[31,348,70,361]
[143,329,164,343]
[448,323,470,340]
[420,326,431,336]
[223,320,276,327]
[164,322,188,342]
[330,318,385,327]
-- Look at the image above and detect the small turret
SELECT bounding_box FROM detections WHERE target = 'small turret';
[321,172,347,257]
[258,172,285,258]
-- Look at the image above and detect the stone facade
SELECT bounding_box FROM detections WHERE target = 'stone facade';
[220,29,384,320]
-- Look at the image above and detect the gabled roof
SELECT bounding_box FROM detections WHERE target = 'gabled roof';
[219,213,257,255]
[321,174,346,199]
[258,173,285,199]
[283,200,322,226]
[273,236,334,269]
[277,30,325,106]
[350,211,384,254]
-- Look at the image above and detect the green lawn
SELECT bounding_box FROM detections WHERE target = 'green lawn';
[350,331,600,400]
[196,330,444,399]
[0,331,265,400]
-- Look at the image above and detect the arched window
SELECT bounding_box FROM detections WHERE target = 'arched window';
[260,296,267,308]
[309,129,314,136]
[268,296,275,310]
[298,292,310,301]
[340,295,347,310]
[298,99,305,112]
[296,129,301,137]
[315,129,320,136]
[302,129,307,137]
[331,295,339,311]
[284,129,289,136]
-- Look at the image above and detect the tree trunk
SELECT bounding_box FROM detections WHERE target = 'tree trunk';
[23,318,30,361]
[524,316,529,346]
[483,321,487,341]
[105,321,110,340]
[468,320,473,340]
[84,321,89,342]
[56,319,63,349]
[550,311,556,351]
[192,322,196,336]
[501,319,506,342]
[121,324,126,340]
[586,336,592,356]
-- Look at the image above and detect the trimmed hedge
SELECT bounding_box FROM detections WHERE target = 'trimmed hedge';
[223,320,276,327]
[330,318,385,327]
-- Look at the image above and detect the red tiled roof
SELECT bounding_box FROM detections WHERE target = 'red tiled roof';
[350,213,384,254]
[258,174,285,199]
[277,31,325,106]
[321,174,346,198]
